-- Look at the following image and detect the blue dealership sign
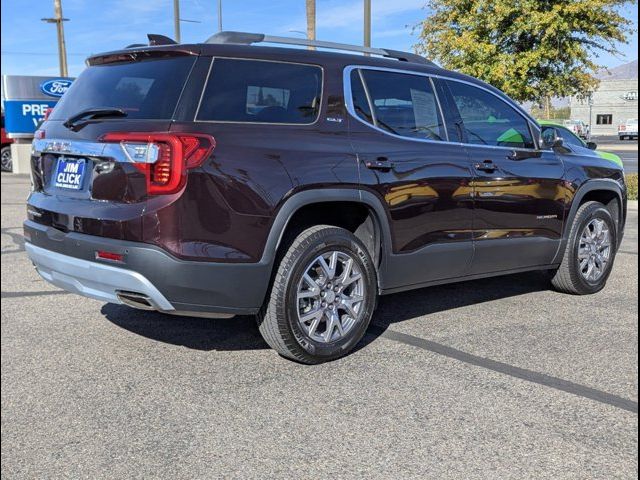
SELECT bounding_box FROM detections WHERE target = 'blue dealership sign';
[40,78,73,97]
[2,75,74,136]
[3,100,58,135]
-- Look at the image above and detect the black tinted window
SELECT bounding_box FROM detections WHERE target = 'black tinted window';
[197,59,322,124]
[357,70,446,141]
[51,56,196,120]
[446,81,534,149]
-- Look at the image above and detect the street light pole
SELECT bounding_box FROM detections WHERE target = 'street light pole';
[173,0,181,43]
[41,0,69,77]
[218,0,223,32]
[364,0,371,49]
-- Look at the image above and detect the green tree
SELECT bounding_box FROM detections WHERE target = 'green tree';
[414,0,636,112]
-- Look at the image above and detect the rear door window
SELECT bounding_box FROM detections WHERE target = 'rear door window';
[50,56,196,120]
[196,59,322,124]
[350,69,446,141]
[445,80,535,149]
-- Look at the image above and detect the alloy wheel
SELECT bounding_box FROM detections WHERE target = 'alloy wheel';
[1,149,12,171]
[296,250,366,343]
[578,218,612,283]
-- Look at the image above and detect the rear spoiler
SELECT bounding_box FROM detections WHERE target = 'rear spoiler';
[125,34,178,49]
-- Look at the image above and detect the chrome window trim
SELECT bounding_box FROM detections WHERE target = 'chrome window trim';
[194,56,215,123]
[194,56,325,126]
[343,65,540,152]
[356,69,377,125]
[429,76,450,142]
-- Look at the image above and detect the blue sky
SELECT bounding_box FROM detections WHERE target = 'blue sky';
[1,0,638,78]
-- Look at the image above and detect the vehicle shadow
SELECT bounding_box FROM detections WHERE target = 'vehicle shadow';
[354,271,552,353]
[101,271,552,353]
[101,304,269,351]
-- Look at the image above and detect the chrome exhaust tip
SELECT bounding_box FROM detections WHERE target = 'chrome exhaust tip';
[116,291,157,311]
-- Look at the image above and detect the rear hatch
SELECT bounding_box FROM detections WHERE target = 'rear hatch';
[28,48,212,239]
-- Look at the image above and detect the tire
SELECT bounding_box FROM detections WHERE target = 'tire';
[1,146,12,172]
[257,225,378,364]
[551,201,617,295]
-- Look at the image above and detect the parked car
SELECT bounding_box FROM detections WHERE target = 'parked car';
[618,118,638,140]
[563,119,589,139]
[539,120,624,168]
[1,113,13,172]
[24,32,628,363]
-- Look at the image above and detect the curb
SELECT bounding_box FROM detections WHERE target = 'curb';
[628,200,638,212]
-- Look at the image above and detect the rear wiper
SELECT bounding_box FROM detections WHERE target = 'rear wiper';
[63,107,127,131]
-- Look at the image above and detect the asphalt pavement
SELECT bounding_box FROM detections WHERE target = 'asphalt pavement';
[592,136,638,173]
[1,174,638,479]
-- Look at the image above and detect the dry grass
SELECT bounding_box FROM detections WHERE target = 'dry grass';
[627,174,638,201]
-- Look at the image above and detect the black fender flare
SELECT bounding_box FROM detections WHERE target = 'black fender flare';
[552,178,625,264]
[258,188,393,268]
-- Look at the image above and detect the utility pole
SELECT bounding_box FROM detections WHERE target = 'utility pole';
[41,0,69,77]
[364,0,371,49]
[173,0,181,43]
[306,0,315,49]
[218,0,223,32]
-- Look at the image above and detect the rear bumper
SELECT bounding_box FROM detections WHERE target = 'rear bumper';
[26,242,175,311]
[24,220,272,316]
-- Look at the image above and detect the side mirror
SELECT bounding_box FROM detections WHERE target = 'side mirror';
[586,141,597,150]
[543,135,564,150]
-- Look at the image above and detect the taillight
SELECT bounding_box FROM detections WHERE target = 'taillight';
[100,132,215,195]
[43,107,54,121]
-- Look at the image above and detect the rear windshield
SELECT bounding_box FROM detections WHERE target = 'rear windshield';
[50,56,196,121]
[196,58,322,124]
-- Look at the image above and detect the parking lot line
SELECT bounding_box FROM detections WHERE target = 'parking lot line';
[369,324,638,413]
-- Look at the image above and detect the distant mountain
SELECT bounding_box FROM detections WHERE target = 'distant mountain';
[597,60,638,80]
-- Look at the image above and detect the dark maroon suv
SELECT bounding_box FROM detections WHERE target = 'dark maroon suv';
[24,32,627,363]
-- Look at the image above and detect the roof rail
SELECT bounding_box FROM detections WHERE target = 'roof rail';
[205,31,436,66]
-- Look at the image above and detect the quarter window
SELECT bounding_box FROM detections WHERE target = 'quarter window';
[541,126,585,149]
[556,126,585,148]
[351,69,446,141]
[197,59,322,124]
[446,81,535,149]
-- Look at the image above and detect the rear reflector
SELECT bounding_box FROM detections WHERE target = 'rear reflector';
[99,132,215,195]
[95,250,124,262]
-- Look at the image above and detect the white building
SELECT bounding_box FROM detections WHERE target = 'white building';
[570,60,638,136]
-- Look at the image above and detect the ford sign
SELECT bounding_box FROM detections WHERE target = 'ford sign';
[40,79,73,98]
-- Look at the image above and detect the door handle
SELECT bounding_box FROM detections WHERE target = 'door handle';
[474,160,497,173]
[365,157,393,172]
